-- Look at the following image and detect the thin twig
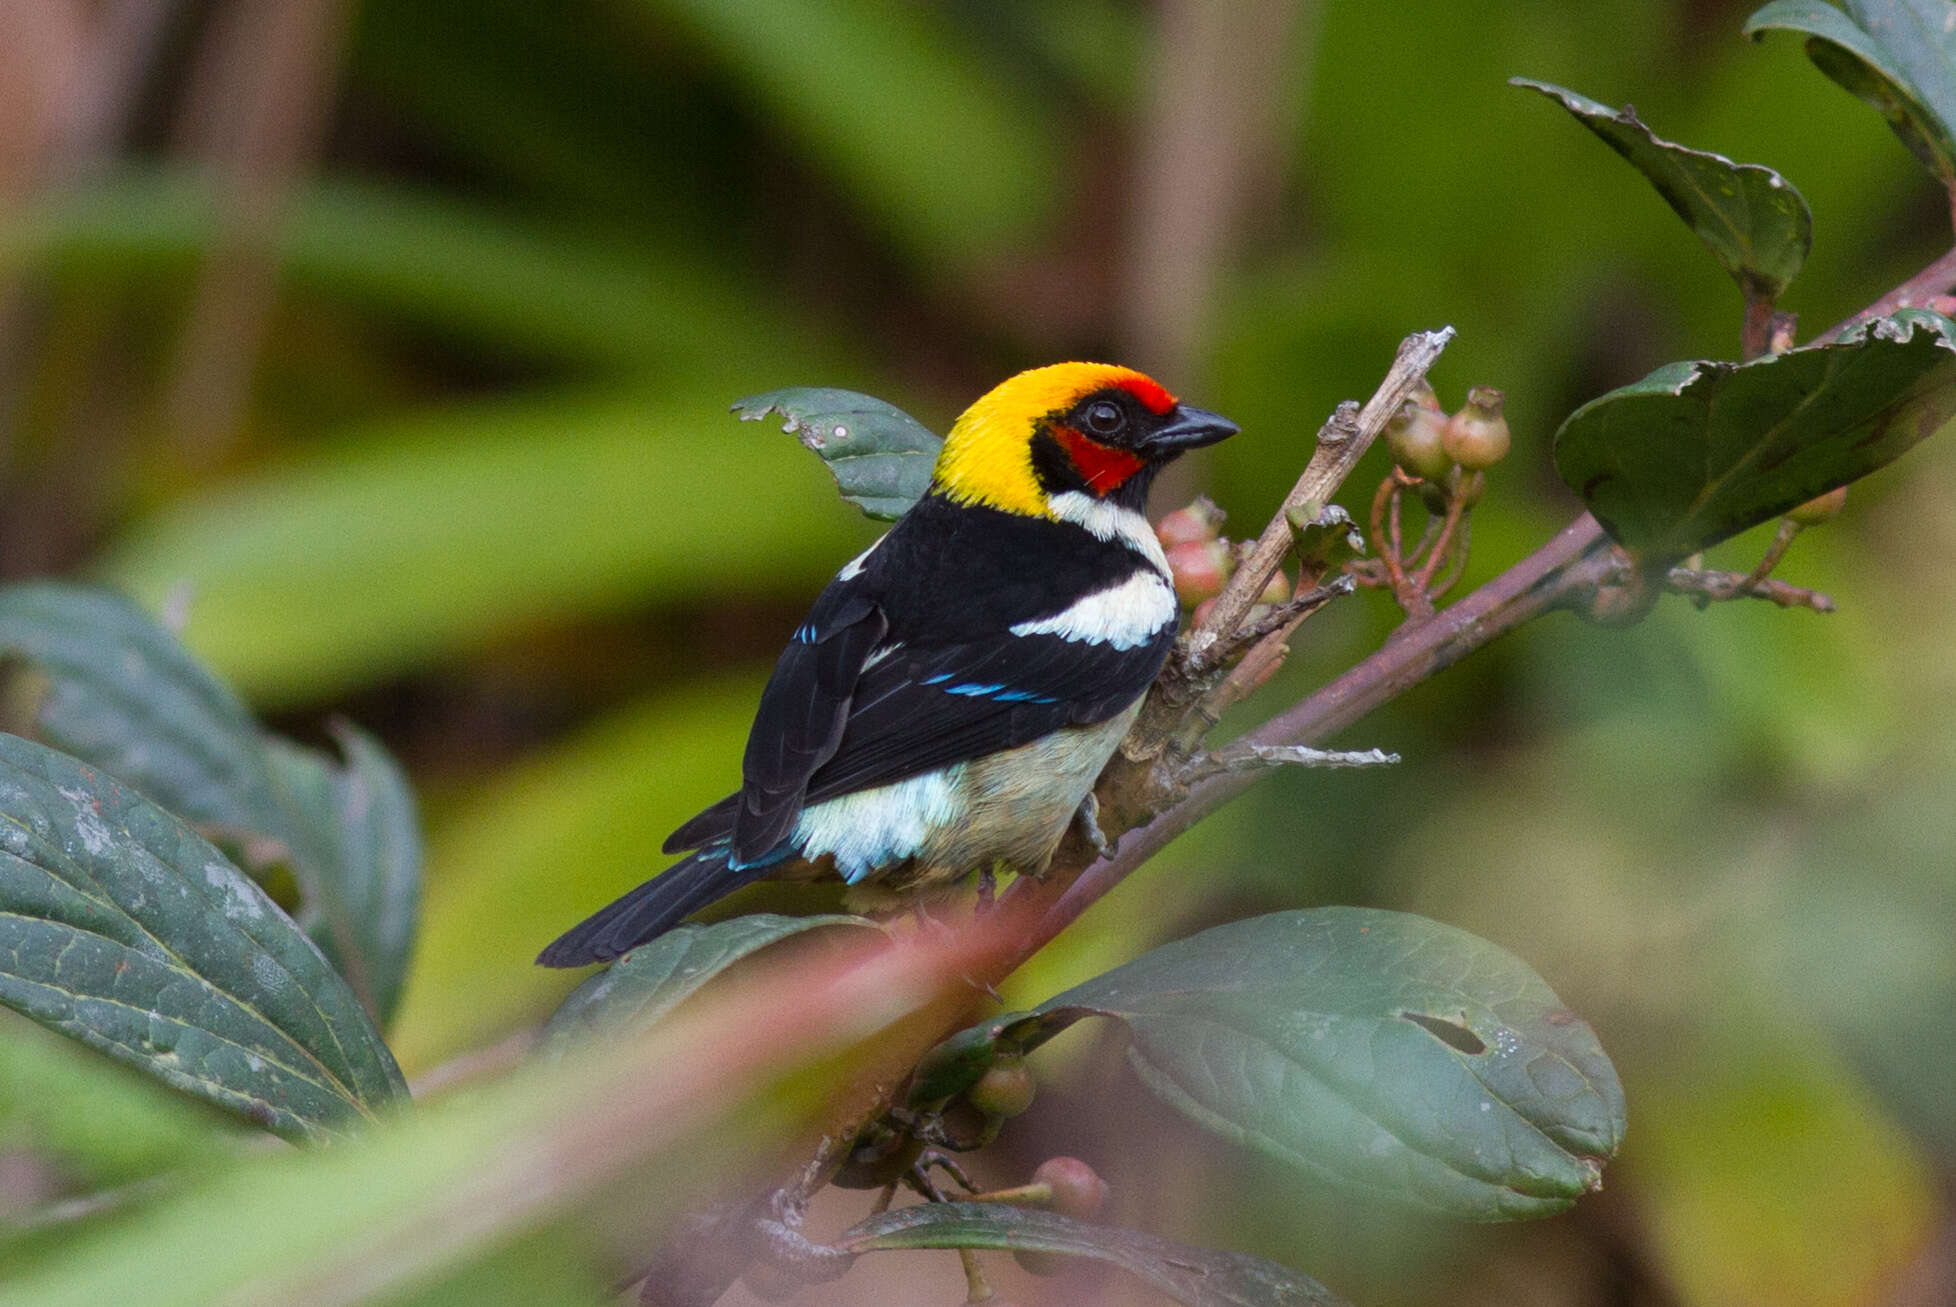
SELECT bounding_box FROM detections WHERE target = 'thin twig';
[1409,487,1468,613]
[1185,328,1454,672]
[1724,518,1801,596]
[1665,567,1835,613]
[1018,512,1616,955]
[1741,288,1776,361]
[1830,245,1956,339]
[669,250,1956,1300]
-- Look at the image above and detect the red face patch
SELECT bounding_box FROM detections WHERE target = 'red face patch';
[1114,373,1176,415]
[1053,425,1145,494]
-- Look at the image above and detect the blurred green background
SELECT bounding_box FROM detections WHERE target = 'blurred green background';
[2,1,1952,1304]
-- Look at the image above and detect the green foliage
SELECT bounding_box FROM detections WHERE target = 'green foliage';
[1554,310,1956,562]
[0,171,812,375]
[1747,0,1956,192]
[262,726,422,1027]
[0,583,422,1022]
[96,389,870,704]
[0,1011,237,1192]
[0,0,1952,1301]
[836,1202,1347,1307]
[924,908,1622,1221]
[631,0,1061,269]
[0,733,404,1141]
[733,388,944,520]
[1511,78,1813,300]
[542,912,884,1053]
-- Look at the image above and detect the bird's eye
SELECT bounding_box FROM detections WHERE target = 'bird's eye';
[1084,400,1125,435]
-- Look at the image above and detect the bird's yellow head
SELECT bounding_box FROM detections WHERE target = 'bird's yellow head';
[931,362,1238,517]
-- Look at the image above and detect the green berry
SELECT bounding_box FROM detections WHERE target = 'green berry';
[1442,386,1510,471]
[1385,400,1453,481]
[967,1057,1036,1118]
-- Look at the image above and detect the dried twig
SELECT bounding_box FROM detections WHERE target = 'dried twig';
[1665,567,1836,613]
[1184,327,1455,672]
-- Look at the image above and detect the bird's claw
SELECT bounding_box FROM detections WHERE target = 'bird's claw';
[1073,792,1113,859]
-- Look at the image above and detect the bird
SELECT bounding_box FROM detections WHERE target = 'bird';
[537,363,1238,967]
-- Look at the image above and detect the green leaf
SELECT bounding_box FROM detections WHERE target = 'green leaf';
[1746,0,1956,191]
[0,1009,235,1192]
[627,0,1060,268]
[0,583,288,840]
[1554,309,1956,563]
[542,913,884,1054]
[836,1202,1347,1307]
[97,386,872,706]
[994,908,1624,1220]
[1511,78,1812,299]
[0,583,422,1024]
[385,679,765,1070]
[1285,503,1368,573]
[264,726,422,1026]
[733,387,942,520]
[0,734,405,1140]
[0,170,817,376]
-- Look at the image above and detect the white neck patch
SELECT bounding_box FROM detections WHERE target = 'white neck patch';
[1009,570,1176,650]
[1047,491,1171,577]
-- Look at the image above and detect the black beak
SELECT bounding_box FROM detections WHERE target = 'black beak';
[1139,404,1239,456]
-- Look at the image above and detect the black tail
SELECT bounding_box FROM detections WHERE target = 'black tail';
[535,846,765,967]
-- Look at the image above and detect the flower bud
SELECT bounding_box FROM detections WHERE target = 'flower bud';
[1442,386,1510,471]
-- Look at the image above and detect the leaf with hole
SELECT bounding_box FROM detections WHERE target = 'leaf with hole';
[837,1202,1347,1306]
[1511,78,1812,299]
[542,913,886,1054]
[1746,0,1956,192]
[0,733,405,1141]
[1554,310,1956,563]
[942,907,1623,1220]
[733,387,942,520]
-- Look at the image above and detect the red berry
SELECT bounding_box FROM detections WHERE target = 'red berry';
[1033,1157,1109,1220]
[1155,499,1225,547]
[1167,539,1232,606]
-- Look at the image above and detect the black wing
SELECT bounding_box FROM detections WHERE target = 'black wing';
[723,590,888,863]
[667,619,1171,859]
[802,625,1169,802]
[666,496,1177,862]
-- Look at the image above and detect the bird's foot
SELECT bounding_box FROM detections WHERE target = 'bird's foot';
[917,1150,981,1194]
[1072,792,1113,860]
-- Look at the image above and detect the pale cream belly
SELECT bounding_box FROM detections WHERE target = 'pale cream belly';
[797,700,1142,910]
